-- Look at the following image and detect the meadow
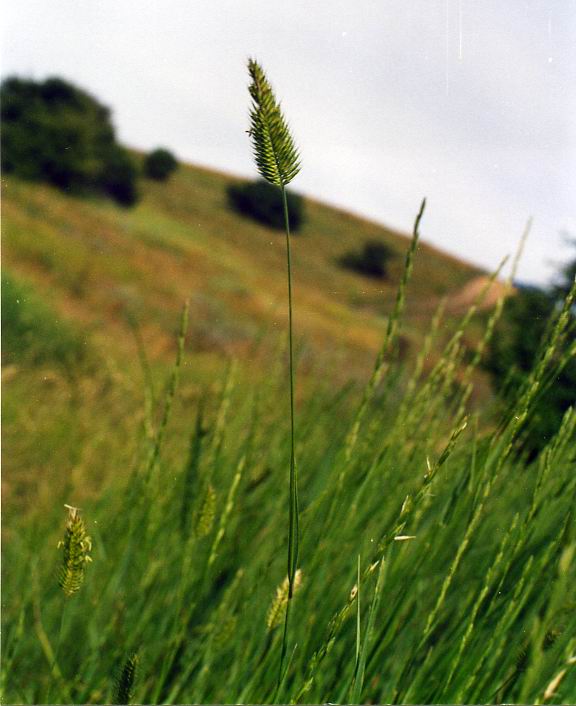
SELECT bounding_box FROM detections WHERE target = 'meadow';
[2,65,575,704]
[3,209,576,702]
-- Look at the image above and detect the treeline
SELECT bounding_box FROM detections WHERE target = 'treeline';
[1,76,178,206]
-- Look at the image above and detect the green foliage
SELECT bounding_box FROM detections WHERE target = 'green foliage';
[553,244,576,300]
[339,240,396,279]
[485,287,551,382]
[1,76,139,206]
[144,148,178,181]
[100,147,139,207]
[227,179,305,231]
[485,258,576,455]
[1,273,87,369]
[247,59,300,187]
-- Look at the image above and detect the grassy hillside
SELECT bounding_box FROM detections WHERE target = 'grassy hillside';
[3,160,484,364]
[2,161,491,508]
[3,164,575,704]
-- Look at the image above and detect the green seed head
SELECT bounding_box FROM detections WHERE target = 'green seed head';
[195,483,216,537]
[58,504,92,597]
[266,569,302,630]
[247,59,301,187]
[116,652,139,705]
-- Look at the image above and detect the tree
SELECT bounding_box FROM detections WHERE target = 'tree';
[484,252,576,455]
[227,179,305,231]
[99,148,138,206]
[1,76,139,206]
[144,148,178,181]
[339,240,395,278]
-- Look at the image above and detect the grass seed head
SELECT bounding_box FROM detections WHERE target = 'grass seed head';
[115,652,139,705]
[266,569,302,630]
[247,59,300,187]
[58,504,92,597]
[195,483,216,537]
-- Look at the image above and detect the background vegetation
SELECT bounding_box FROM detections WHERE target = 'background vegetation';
[227,179,306,232]
[144,148,178,182]
[485,249,576,455]
[339,240,396,279]
[1,77,139,206]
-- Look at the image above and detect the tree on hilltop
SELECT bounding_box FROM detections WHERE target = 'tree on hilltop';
[144,148,178,181]
[1,76,139,206]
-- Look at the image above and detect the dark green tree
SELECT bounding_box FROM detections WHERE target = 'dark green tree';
[1,76,139,206]
[144,148,178,181]
[227,179,305,231]
[339,240,395,279]
[484,253,576,455]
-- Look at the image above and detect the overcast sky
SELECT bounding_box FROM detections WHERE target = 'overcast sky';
[3,1,575,285]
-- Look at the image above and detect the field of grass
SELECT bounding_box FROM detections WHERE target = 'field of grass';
[2,159,494,511]
[2,159,575,703]
[2,245,575,702]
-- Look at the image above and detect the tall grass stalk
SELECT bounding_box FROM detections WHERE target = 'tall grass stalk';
[246,58,301,690]
[144,300,190,485]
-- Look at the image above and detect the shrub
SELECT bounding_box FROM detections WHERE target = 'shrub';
[339,240,395,278]
[227,179,305,231]
[1,76,139,206]
[102,147,139,206]
[144,148,178,181]
[484,262,576,455]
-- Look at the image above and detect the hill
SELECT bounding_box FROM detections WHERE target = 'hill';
[2,159,490,507]
[2,158,486,358]
[4,162,575,706]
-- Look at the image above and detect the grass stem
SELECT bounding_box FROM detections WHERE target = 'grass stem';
[277,183,300,695]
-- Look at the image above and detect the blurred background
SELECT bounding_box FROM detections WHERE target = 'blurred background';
[3,0,575,284]
[2,1,575,508]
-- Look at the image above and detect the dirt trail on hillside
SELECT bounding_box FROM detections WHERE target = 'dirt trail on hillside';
[446,275,512,313]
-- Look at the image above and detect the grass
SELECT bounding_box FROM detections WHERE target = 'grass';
[2,140,496,517]
[2,147,485,379]
[2,66,575,704]
[2,156,495,515]
[2,272,89,370]
[2,213,575,702]
[245,58,302,691]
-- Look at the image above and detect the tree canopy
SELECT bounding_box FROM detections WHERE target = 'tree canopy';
[485,250,576,455]
[1,76,139,206]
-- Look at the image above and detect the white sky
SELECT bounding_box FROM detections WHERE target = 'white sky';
[3,1,576,285]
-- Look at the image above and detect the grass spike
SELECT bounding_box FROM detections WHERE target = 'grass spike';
[349,554,361,700]
[180,400,207,535]
[266,569,303,631]
[58,504,92,597]
[352,555,387,704]
[194,483,216,537]
[247,58,301,690]
[115,652,139,705]
[207,453,246,568]
[247,59,300,187]
[144,299,189,483]
[344,198,426,462]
